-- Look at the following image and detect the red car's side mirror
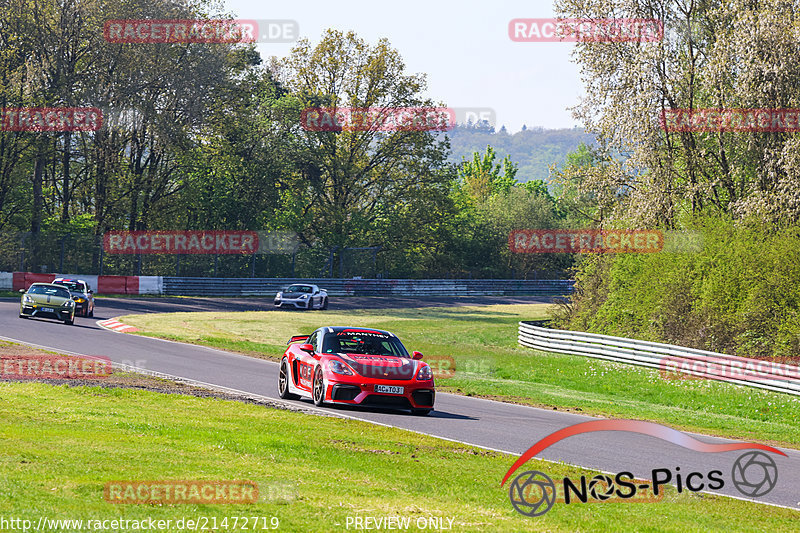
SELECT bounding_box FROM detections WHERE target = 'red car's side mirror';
[299,344,315,354]
[412,351,423,360]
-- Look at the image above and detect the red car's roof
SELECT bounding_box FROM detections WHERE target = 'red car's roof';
[325,326,395,336]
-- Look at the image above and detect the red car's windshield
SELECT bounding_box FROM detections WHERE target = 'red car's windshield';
[321,332,408,357]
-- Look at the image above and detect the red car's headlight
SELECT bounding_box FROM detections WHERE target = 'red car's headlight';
[328,360,354,375]
[416,364,433,381]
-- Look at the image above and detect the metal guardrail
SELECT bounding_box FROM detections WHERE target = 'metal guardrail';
[162,278,575,297]
[518,322,800,396]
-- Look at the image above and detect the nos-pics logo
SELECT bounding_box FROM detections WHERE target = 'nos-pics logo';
[501,420,784,517]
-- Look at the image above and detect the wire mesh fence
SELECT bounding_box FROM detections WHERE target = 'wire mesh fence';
[0,232,381,278]
[0,231,569,279]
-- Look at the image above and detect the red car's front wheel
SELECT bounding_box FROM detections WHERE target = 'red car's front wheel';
[312,366,326,407]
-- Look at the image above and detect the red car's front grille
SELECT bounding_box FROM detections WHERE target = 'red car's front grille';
[349,358,415,381]
[362,395,412,410]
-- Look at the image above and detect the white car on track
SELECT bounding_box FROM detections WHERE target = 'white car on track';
[274,284,328,310]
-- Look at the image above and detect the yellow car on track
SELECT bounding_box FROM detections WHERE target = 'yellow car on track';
[19,283,77,325]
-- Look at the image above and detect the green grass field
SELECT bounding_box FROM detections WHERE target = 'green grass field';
[121,304,800,449]
[2,378,799,532]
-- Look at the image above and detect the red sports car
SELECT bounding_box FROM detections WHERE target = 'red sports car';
[278,326,435,415]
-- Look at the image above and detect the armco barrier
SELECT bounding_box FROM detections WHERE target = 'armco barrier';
[518,322,800,396]
[4,272,572,297]
[161,278,575,297]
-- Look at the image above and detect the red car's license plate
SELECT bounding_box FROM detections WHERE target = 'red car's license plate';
[375,385,404,394]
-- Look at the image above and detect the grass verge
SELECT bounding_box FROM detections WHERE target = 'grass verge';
[0,339,798,531]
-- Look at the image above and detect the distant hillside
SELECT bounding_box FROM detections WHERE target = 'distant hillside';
[445,125,596,184]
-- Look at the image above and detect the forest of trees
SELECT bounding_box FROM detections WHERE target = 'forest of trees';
[0,0,579,279]
[551,0,800,358]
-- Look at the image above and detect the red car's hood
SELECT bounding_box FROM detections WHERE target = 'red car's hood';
[337,353,417,380]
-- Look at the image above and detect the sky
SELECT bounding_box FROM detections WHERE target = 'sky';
[218,0,584,133]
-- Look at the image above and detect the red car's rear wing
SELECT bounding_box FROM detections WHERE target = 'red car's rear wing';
[287,335,309,345]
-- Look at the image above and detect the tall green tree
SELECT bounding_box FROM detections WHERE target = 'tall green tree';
[271,30,454,252]
[457,145,517,202]
[556,0,800,226]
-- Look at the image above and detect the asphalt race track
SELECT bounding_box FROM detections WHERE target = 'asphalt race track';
[1,296,798,510]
